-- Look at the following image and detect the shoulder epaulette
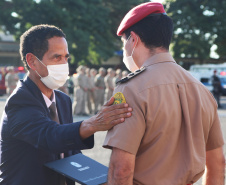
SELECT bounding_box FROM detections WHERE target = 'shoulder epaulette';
[116,66,146,85]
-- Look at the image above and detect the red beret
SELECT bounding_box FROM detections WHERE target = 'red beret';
[117,2,166,36]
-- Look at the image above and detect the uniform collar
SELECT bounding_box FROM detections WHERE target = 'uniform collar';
[142,52,176,67]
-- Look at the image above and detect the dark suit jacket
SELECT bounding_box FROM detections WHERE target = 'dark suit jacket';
[0,77,94,185]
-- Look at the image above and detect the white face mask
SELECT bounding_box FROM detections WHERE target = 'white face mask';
[123,35,139,72]
[35,56,69,90]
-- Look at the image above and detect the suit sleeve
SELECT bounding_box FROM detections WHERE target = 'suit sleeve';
[5,102,94,153]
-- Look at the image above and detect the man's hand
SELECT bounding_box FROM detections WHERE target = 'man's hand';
[79,97,132,139]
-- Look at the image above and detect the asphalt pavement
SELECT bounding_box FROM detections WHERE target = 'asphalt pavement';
[0,94,225,185]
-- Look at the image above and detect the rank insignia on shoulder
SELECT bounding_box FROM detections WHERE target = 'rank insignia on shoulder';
[116,66,146,85]
[113,92,126,104]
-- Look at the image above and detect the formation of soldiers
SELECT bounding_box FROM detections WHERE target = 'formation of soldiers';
[68,65,129,116]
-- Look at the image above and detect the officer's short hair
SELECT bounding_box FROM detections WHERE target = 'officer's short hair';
[124,14,173,51]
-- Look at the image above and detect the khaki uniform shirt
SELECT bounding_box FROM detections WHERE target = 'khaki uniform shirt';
[5,73,18,87]
[90,76,96,89]
[84,75,90,89]
[73,74,87,89]
[104,75,114,101]
[103,53,224,185]
[104,75,114,90]
[113,76,121,87]
[95,74,105,89]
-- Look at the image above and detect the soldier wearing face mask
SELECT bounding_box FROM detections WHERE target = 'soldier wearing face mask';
[0,24,133,185]
[103,2,225,185]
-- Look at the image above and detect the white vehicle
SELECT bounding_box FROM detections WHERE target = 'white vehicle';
[189,63,226,94]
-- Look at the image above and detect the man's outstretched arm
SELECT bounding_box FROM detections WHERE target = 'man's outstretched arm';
[108,147,135,185]
[202,147,225,185]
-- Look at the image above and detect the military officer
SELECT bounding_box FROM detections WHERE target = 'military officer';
[121,70,128,79]
[94,67,106,113]
[113,69,122,87]
[72,65,87,115]
[104,68,115,102]
[86,67,97,114]
[88,68,97,114]
[103,2,225,185]
[5,66,19,96]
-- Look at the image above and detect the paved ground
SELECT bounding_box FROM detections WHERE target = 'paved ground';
[0,94,225,184]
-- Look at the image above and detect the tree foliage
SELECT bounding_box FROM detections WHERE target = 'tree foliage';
[165,0,226,61]
[0,0,147,67]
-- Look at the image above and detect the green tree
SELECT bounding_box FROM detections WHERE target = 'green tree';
[165,0,226,61]
[0,0,147,68]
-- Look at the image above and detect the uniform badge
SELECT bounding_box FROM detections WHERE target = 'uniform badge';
[113,92,126,104]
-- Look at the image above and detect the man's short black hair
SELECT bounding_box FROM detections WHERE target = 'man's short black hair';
[124,14,173,51]
[20,24,66,70]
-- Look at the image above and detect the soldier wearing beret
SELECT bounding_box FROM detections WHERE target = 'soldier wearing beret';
[103,2,225,185]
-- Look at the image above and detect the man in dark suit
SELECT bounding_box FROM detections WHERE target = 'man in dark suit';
[0,25,132,185]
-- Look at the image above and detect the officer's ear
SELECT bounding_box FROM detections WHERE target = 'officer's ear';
[26,53,37,70]
[130,31,140,48]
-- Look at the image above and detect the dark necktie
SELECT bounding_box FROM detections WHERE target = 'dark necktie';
[49,102,66,185]
[49,102,64,158]
[49,102,60,123]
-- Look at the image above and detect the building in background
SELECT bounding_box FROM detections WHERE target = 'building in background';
[0,32,25,95]
[0,32,21,67]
